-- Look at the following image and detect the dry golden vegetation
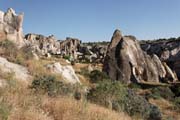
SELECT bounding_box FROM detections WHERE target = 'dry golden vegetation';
[0,77,131,120]
[149,98,180,120]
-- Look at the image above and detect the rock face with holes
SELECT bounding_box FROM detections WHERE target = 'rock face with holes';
[103,29,178,83]
[25,33,81,59]
[0,8,24,47]
[25,34,59,55]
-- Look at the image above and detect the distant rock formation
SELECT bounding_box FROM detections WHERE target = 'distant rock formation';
[0,8,24,47]
[59,37,81,59]
[141,38,180,79]
[78,43,107,63]
[25,33,81,59]
[103,29,178,83]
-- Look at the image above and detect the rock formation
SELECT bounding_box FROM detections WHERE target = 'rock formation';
[0,56,31,82]
[103,29,178,83]
[25,34,81,59]
[59,37,81,59]
[46,62,80,84]
[0,8,24,47]
[141,38,180,79]
[25,34,59,55]
[78,43,107,63]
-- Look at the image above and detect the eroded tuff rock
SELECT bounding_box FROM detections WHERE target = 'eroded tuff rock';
[78,44,107,63]
[25,33,81,59]
[103,29,177,83]
[0,57,31,83]
[59,37,81,59]
[46,62,80,84]
[0,8,24,47]
[141,38,180,79]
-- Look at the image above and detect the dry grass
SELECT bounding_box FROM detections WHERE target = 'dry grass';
[149,98,180,119]
[0,76,131,120]
[42,96,131,120]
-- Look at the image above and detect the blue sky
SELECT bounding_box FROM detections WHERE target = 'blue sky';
[0,0,180,42]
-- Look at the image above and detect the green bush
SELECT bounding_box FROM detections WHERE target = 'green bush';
[0,102,11,120]
[171,85,180,97]
[149,87,174,100]
[89,70,109,83]
[0,40,18,62]
[0,40,33,65]
[148,104,162,120]
[125,90,161,120]
[63,55,70,60]
[31,75,83,98]
[87,80,162,120]
[87,80,127,110]
[173,97,180,111]
[128,83,141,90]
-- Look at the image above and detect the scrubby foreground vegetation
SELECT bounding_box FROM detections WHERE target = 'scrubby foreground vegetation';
[0,40,131,120]
[0,40,179,120]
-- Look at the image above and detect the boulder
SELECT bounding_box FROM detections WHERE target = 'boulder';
[46,62,80,84]
[103,29,177,83]
[0,57,31,82]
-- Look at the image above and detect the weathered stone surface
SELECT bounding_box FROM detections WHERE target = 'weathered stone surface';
[103,29,177,83]
[0,57,31,82]
[78,42,108,63]
[0,8,24,47]
[59,37,81,59]
[25,34,81,59]
[141,38,180,79]
[46,62,80,84]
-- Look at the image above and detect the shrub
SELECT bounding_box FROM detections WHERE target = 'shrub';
[125,90,162,120]
[171,85,180,97]
[87,80,162,120]
[128,83,141,90]
[89,70,109,83]
[0,40,34,65]
[0,40,18,62]
[87,80,127,110]
[149,87,175,100]
[173,97,180,111]
[0,102,11,120]
[15,46,34,65]
[148,104,162,120]
[31,75,83,98]
[63,55,70,60]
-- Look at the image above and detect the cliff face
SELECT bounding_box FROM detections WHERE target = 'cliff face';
[141,38,180,79]
[0,8,24,47]
[103,29,177,83]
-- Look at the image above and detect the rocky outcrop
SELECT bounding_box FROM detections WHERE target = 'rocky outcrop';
[46,62,80,84]
[0,57,31,82]
[78,44,107,63]
[25,34,59,55]
[103,29,178,83]
[141,38,180,79]
[59,37,81,59]
[0,8,24,47]
[25,34,81,59]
